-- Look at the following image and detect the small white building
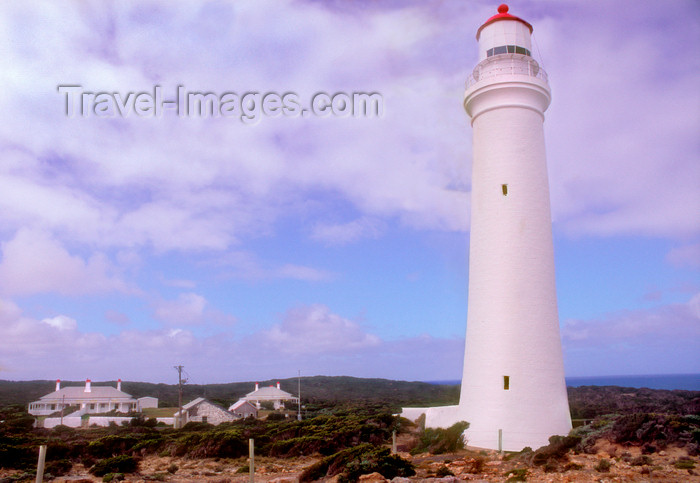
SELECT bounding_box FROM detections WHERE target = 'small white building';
[228,399,258,419]
[236,381,299,410]
[28,379,147,416]
[176,397,236,426]
[137,396,159,409]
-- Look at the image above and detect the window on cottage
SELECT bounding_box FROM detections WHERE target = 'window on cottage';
[202,416,208,424]
[502,184,508,196]
[503,376,510,390]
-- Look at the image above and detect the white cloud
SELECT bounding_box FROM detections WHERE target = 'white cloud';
[311,217,384,245]
[0,0,473,257]
[151,292,236,327]
[0,1,695,253]
[0,299,463,382]
[152,292,208,326]
[543,1,700,240]
[263,304,381,355]
[274,264,334,282]
[562,294,700,375]
[0,229,129,296]
[42,315,77,331]
[214,251,334,282]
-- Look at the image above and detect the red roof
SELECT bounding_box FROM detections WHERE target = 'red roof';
[476,4,533,40]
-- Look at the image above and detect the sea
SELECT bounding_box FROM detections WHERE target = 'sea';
[427,374,700,391]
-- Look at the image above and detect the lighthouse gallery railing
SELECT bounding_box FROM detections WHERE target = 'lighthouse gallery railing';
[467,55,548,87]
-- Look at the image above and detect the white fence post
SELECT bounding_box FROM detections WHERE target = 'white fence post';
[249,438,255,482]
[36,445,47,483]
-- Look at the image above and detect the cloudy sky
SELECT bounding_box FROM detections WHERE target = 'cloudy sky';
[0,0,698,384]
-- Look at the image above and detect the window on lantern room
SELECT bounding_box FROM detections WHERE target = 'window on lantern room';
[487,45,531,57]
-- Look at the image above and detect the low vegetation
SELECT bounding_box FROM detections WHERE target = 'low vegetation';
[573,413,700,455]
[410,421,469,455]
[1,380,698,481]
[299,443,414,482]
[89,455,140,476]
[567,385,699,419]
[0,402,408,480]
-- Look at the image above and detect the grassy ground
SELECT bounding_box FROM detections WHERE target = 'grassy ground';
[142,407,179,418]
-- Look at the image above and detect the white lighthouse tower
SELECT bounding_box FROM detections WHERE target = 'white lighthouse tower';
[456,3,571,451]
[402,4,571,451]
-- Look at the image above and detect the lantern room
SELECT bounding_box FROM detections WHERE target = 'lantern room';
[476,4,534,61]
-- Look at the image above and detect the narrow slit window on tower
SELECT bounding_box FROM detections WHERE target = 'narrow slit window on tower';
[502,184,508,196]
[503,375,510,390]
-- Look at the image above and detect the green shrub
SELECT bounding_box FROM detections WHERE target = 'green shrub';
[299,443,414,482]
[44,458,72,476]
[87,435,140,458]
[594,458,611,472]
[90,455,139,476]
[674,458,695,470]
[411,421,469,455]
[181,421,212,431]
[543,459,558,472]
[563,462,583,471]
[531,435,580,465]
[50,425,76,436]
[102,473,124,482]
[144,473,167,481]
[631,455,653,466]
[0,436,39,470]
[266,412,287,421]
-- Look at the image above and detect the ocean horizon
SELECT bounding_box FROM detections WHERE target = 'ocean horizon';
[426,373,700,391]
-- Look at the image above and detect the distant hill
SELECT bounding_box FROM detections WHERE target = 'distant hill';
[4,378,697,419]
[0,376,460,409]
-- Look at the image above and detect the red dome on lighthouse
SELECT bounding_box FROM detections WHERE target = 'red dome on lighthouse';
[476,4,533,40]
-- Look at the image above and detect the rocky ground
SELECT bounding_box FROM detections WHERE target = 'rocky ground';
[1,441,698,482]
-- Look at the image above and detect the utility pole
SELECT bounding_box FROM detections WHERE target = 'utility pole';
[297,370,302,421]
[174,365,187,428]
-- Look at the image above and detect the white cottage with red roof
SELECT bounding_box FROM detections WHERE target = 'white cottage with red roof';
[28,379,152,416]
[231,381,299,410]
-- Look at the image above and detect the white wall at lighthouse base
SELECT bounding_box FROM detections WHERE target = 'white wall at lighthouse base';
[401,404,570,452]
[400,405,460,428]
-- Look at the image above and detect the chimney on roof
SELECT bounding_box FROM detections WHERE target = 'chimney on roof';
[85,379,92,393]
[56,379,61,391]
[117,379,122,391]
[255,382,259,391]
[277,381,280,389]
